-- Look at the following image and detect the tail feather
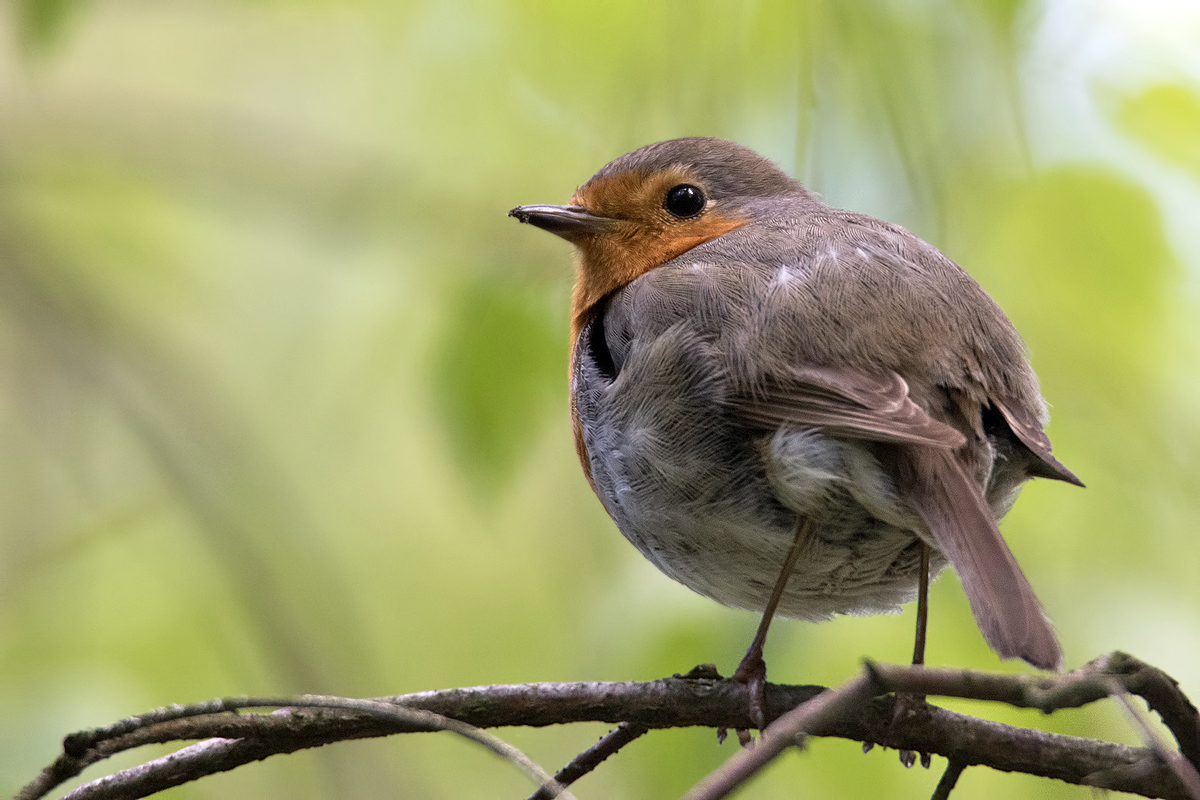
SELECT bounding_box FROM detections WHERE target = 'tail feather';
[902,447,1062,671]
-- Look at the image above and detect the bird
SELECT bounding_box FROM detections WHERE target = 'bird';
[509,137,1081,726]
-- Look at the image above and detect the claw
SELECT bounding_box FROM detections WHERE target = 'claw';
[733,648,768,731]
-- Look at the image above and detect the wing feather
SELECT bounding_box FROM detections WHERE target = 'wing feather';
[994,398,1085,487]
[728,366,966,449]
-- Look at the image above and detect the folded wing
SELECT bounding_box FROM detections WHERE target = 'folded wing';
[728,365,1063,670]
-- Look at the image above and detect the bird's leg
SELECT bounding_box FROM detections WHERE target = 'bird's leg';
[912,541,930,668]
[732,516,814,732]
[895,542,931,767]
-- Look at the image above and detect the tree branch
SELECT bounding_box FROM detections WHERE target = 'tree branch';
[683,655,1199,799]
[17,652,1198,800]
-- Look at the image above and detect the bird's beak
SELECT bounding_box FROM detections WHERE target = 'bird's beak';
[508,204,613,242]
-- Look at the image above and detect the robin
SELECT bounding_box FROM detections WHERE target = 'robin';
[510,137,1081,727]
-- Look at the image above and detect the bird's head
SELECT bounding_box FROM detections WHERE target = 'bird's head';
[510,137,806,334]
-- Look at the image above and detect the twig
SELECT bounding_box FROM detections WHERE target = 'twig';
[21,696,574,800]
[868,652,1199,768]
[682,672,878,800]
[1101,653,1200,770]
[930,759,966,800]
[527,722,649,800]
[1110,682,1200,800]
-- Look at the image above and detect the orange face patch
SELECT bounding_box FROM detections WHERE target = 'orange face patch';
[567,166,748,338]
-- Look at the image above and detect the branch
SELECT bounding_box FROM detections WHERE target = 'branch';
[686,654,1200,799]
[527,722,649,800]
[20,696,575,800]
[17,653,1198,800]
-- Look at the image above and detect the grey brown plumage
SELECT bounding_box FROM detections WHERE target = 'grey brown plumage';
[511,137,1080,671]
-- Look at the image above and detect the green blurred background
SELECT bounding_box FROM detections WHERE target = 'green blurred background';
[2,1,1198,797]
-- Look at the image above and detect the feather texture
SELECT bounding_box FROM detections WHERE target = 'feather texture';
[514,137,1080,670]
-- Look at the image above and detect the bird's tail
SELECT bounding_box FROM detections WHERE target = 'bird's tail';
[901,447,1063,671]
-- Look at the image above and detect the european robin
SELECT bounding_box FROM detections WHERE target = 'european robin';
[510,137,1081,725]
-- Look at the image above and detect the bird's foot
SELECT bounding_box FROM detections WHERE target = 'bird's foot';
[732,648,768,735]
[890,692,931,768]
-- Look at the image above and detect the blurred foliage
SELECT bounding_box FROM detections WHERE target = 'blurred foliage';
[1115,83,1200,178]
[431,274,563,494]
[14,0,84,54]
[1,1,1199,798]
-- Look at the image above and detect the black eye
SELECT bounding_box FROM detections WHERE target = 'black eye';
[664,184,706,218]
